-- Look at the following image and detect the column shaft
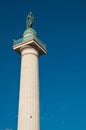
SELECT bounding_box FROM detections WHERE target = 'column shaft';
[18,47,40,130]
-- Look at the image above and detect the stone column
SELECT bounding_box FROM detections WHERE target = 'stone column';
[18,46,40,130]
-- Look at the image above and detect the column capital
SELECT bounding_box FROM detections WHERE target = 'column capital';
[20,46,38,56]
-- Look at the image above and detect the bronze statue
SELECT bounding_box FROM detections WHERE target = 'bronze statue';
[26,12,34,29]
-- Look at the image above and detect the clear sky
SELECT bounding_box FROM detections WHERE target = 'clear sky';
[0,0,86,130]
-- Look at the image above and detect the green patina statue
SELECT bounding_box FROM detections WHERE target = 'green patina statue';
[26,12,34,29]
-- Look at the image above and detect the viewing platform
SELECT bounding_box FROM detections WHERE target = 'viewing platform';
[13,28,47,55]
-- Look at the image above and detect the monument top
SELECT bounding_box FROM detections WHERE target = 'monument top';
[13,12,47,55]
[26,12,34,29]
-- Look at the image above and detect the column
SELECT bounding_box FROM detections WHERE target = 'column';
[18,46,40,130]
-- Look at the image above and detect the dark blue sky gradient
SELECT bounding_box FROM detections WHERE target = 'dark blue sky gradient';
[0,0,86,130]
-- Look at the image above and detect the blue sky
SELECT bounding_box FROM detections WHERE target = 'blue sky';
[0,0,86,130]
